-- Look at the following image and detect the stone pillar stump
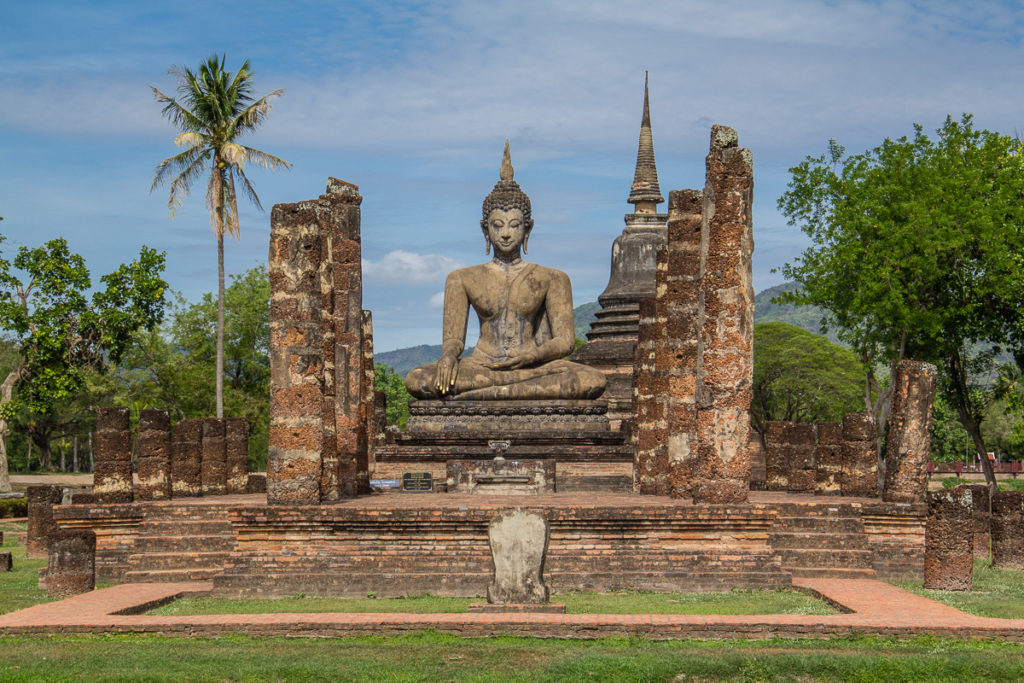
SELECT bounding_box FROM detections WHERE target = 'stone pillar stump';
[137,409,171,500]
[93,406,133,503]
[46,529,96,598]
[225,417,249,494]
[992,491,1024,569]
[883,360,938,503]
[26,485,63,559]
[841,413,878,498]
[924,489,973,590]
[200,418,227,496]
[171,418,202,497]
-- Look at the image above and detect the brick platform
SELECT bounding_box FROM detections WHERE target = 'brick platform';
[2,578,1023,642]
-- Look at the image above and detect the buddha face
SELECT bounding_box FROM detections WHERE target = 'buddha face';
[485,208,528,257]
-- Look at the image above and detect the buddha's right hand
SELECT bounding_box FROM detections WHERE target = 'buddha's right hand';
[435,354,460,395]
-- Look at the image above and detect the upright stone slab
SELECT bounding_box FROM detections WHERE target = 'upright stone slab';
[200,418,227,496]
[924,489,973,590]
[957,484,991,558]
[813,421,843,496]
[93,406,133,503]
[883,360,938,503]
[785,423,816,493]
[486,509,550,604]
[137,409,171,501]
[171,418,202,497]
[841,412,878,498]
[634,189,702,496]
[45,529,95,598]
[26,485,63,559]
[991,491,1024,569]
[692,126,754,505]
[225,417,249,494]
[763,421,789,491]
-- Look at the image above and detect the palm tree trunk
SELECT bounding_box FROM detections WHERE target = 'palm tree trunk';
[216,229,225,418]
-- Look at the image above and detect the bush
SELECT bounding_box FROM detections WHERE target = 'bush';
[0,496,28,518]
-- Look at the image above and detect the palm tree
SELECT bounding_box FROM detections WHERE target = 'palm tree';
[151,54,290,418]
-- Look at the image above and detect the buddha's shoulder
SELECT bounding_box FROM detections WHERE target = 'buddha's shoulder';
[528,264,570,283]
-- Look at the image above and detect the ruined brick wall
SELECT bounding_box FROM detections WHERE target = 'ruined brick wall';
[26,485,63,558]
[763,422,788,491]
[361,311,377,480]
[991,491,1024,569]
[813,421,843,495]
[267,177,366,504]
[958,484,991,559]
[633,189,702,496]
[137,409,171,501]
[783,423,816,492]
[841,413,878,497]
[200,418,227,496]
[171,418,202,498]
[93,406,133,504]
[225,418,249,495]
[883,360,937,503]
[924,489,973,590]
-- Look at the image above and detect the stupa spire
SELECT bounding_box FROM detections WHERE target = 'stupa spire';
[627,71,664,209]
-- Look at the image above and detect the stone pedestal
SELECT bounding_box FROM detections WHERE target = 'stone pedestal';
[924,489,973,590]
[94,406,133,503]
[883,360,938,503]
[171,418,202,497]
[26,485,63,559]
[447,458,555,495]
[992,491,1024,569]
[137,409,171,501]
[45,529,96,598]
[406,400,610,437]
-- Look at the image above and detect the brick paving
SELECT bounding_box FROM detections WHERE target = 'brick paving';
[2,578,1023,641]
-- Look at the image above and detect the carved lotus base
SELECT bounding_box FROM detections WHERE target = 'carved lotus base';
[405,399,610,436]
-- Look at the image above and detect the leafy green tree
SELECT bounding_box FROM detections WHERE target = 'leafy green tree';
[751,322,864,441]
[151,54,289,419]
[374,363,411,429]
[0,238,166,489]
[778,115,1024,489]
[115,266,271,469]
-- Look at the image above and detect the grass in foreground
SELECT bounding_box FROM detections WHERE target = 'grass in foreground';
[149,587,836,617]
[0,523,51,615]
[896,557,1024,619]
[1,632,1023,682]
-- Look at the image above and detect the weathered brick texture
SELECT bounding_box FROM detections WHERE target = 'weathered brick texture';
[137,409,171,501]
[991,491,1024,569]
[268,177,366,504]
[841,413,878,498]
[27,485,63,558]
[957,484,991,559]
[93,406,133,503]
[200,418,227,496]
[225,417,249,494]
[924,489,973,590]
[883,360,937,503]
[813,421,843,495]
[45,529,96,598]
[171,418,202,497]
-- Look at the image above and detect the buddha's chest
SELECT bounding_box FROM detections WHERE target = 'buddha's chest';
[469,271,547,321]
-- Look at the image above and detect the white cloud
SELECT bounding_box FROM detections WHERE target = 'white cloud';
[362,250,465,285]
[428,290,446,308]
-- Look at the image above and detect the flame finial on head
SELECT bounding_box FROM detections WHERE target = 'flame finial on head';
[500,138,513,181]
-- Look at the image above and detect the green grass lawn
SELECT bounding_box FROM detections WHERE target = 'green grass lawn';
[0,632,1023,682]
[0,522,51,616]
[896,558,1024,619]
[149,587,837,617]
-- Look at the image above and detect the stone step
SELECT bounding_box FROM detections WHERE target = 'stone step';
[133,535,236,553]
[124,567,225,583]
[127,551,232,571]
[772,516,865,533]
[775,548,875,569]
[769,532,870,551]
[141,505,234,522]
[787,566,877,579]
[137,520,234,535]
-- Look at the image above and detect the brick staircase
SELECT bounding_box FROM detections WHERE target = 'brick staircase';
[124,503,235,583]
[769,503,877,579]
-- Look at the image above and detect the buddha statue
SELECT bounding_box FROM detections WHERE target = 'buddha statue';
[405,141,606,401]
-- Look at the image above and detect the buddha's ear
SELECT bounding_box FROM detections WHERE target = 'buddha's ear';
[523,220,534,255]
[481,220,490,254]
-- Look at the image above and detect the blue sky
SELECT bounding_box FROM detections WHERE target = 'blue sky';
[2,0,1023,352]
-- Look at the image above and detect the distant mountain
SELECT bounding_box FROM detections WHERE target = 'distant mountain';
[379,286,835,376]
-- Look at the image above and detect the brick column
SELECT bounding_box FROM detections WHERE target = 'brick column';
[225,417,249,494]
[991,491,1024,569]
[763,421,788,491]
[26,485,63,558]
[93,406,133,504]
[200,418,227,496]
[957,484,991,559]
[171,418,202,497]
[692,126,754,505]
[924,489,973,590]
[360,310,376,483]
[633,189,702,496]
[785,423,816,493]
[268,190,328,505]
[841,413,878,498]
[45,529,96,598]
[883,360,938,503]
[813,421,843,496]
[137,409,171,501]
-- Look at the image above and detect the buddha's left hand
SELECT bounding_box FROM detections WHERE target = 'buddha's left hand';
[489,349,539,370]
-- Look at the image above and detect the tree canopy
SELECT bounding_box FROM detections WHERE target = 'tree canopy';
[778,114,1024,488]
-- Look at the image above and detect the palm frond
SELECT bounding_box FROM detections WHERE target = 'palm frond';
[235,90,284,131]
[150,146,206,193]
[240,145,292,171]
[223,173,241,238]
[151,87,205,132]
[205,168,225,236]
[163,152,210,216]
[233,166,263,212]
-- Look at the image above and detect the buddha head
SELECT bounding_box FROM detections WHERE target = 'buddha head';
[481,140,534,255]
